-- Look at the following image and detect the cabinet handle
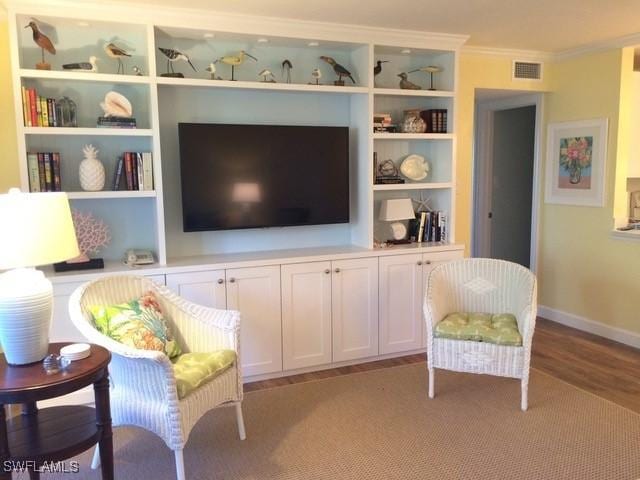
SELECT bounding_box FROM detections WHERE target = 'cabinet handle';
[334,268,341,273]
[217,279,224,284]
[425,260,432,265]
[324,269,331,274]
[229,278,236,283]
[417,261,423,266]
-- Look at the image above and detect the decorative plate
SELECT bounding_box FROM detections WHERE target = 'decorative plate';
[400,154,429,181]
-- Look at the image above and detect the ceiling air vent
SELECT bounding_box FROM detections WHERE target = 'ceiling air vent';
[512,60,542,81]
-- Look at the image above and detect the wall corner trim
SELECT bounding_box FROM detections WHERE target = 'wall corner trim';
[538,305,640,350]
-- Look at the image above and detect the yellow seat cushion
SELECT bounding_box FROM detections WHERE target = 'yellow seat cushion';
[435,312,523,346]
[171,350,237,399]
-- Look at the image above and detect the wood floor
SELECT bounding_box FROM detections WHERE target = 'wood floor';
[245,318,640,414]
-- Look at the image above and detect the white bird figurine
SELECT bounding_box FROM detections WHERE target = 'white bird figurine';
[206,62,221,80]
[62,56,98,72]
[158,47,196,77]
[310,68,322,85]
[132,65,143,76]
[398,72,421,90]
[104,42,131,74]
[216,50,257,81]
[259,69,276,83]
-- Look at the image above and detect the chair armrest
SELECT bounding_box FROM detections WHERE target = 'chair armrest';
[423,268,455,339]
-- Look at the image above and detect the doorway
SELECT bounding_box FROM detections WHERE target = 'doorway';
[472,92,543,270]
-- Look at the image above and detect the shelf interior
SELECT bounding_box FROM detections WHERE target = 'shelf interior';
[374,139,453,184]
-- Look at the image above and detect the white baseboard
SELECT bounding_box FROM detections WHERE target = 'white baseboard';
[538,305,640,349]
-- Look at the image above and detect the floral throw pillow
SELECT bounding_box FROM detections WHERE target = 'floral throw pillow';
[88,291,181,358]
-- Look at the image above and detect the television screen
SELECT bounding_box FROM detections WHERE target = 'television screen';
[178,123,350,232]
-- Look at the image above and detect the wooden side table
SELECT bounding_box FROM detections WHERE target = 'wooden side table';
[0,343,112,479]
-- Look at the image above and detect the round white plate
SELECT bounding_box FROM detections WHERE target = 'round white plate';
[400,154,430,181]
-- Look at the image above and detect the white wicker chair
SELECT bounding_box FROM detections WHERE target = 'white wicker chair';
[69,275,246,480]
[423,258,537,411]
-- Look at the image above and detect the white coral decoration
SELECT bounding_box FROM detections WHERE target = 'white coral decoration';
[79,144,105,191]
[72,209,111,257]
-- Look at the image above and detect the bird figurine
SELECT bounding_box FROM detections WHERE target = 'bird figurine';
[158,47,196,78]
[258,69,276,83]
[132,65,143,76]
[319,56,355,85]
[373,60,389,86]
[206,62,222,80]
[281,59,293,83]
[104,42,131,74]
[408,65,443,90]
[310,68,322,85]
[398,72,421,90]
[62,56,98,72]
[25,20,55,70]
[216,50,257,81]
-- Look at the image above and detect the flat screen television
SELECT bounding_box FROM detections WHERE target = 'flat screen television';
[178,123,350,232]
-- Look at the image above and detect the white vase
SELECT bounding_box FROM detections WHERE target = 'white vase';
[79,144,105,191]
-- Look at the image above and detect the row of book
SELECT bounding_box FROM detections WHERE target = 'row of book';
[421,109,448,133]
[113,152,154,191]
[21,87,64,128]
[27,152,62,192]
[97,116,137,129]
[409,211,447,243]
[373,112,396,132]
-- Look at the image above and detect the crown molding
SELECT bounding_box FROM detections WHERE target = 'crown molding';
[462,45,553,62]
[554,31,640,61]
[3,0,469,50]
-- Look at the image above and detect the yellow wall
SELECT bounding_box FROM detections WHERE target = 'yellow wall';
[456,53,550,254]
[0,19,19,192]
[538,48,640,334]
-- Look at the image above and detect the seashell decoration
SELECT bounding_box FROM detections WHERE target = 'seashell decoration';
[100,91,133,118]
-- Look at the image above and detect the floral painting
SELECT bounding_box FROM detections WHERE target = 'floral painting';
[557,136,592,189]
[545,119,608,207]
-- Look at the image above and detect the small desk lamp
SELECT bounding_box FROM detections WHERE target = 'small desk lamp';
[379,198,415,244]
[0,189,79,364]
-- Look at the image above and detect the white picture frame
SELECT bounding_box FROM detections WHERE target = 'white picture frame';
[545,118,608,206]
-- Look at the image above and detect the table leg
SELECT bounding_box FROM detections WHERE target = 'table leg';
[28,468,40,479]
[21,402,37,416]
[93,369,113,480]
[0,405,10,480]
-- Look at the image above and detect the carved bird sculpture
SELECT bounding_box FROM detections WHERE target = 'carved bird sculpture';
[310,68,322,85]
[319,56,355,84]
[206,62,221,80]
[281,59,293,83]
[62,56,98,72]
[373,60,389,77]
[258,69,276,83]
[217,51,257,81]
[104,42,131,74]
[398,72,421,90]
[408,65,443,90]
[158,47,196,76]
[25,20,55,69]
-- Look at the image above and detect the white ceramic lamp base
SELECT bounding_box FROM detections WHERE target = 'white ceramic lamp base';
[0,268,52,365]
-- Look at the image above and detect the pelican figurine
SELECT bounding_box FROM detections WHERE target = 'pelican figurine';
[319,56,355,85]
[310,68,322,85]
[206,62,221,80]
[408,65,443,90]
[373,60,389,86]
[398,72,421,90]
[282,59,293,83]
[104,42,131,74]
[216,50,257,81]
[158,47,196,77]
[258,69,276,83]
[25,20,55,70]
[62,56,98,72]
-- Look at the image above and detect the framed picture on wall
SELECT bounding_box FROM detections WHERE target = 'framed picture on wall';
[544,118,608,206]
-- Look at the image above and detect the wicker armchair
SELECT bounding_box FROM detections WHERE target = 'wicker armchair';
[69,275,245,480]
[423,258,537,411]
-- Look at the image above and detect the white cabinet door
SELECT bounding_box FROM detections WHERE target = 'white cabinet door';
[379,254,424,354]
[281,261,332,370]
[165,270,226,309]
[332,257,378,362]
[226,265,282,377]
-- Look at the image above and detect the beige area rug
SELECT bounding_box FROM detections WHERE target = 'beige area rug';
[44,364,640,480]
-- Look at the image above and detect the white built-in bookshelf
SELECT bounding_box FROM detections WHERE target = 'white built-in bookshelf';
[7,2,465,267]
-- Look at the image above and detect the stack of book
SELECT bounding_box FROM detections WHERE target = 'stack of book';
[97,116,137,129]
[113,152,154,191]
[409,210,447,243]
[26,152,61,192]
[420,109,448,133]
[21,87,60,127]
[373,113,396,132]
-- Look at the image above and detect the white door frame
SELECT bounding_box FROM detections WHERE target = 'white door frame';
[472,92,544,273]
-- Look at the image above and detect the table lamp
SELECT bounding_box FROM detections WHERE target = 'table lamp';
[0,189,79,364]
[379,198,415,244]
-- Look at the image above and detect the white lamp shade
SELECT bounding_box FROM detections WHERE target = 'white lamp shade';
[379,198,415,222]
[0,189,79,269]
